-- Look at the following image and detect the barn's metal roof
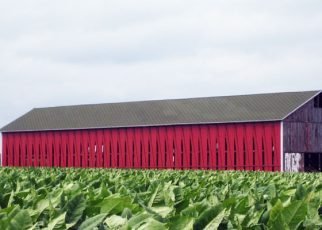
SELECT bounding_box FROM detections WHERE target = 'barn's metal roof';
[1,90,321,132]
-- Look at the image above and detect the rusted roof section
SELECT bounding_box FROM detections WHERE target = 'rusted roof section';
[1,90,321,132]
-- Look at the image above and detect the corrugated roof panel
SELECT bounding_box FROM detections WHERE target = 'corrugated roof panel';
[1,90,320,132]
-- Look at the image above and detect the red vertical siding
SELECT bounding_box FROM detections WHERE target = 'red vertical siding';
[47,132,54,167]
[182,126,192,169]
[96,130,104,168]
[103,130,111,168]
[61,132,67,167]
[245,124,255,170]
[119,129,126,168]
[134,129,141,168]
[264,125,273,171]
[8,134,14,166]
[111,129,119,168]
[89,131,96,168]
[217,125,226,170]
[81,131,89,168]
[273,123,281,171]
[40,132,46,167]
[255,125,264,170]
[191,126,200,169]
[175,127,183,169]
[200,126,208,169]
[158,127,166,169]
[76,131,83,167]
[67,131,74,167]
[2,121,281,171]
[142,128,149,169]
[13,133,20,166]
[236,126,245,170]
[166,127,175,169]
[208,125,218,170]
[20,133,27,167]
[150,127,158,169]
[55,132,60,167]
[227,125,236,170]
[2,134,8,166]
[126,128,134,168]
[27,133,33,167]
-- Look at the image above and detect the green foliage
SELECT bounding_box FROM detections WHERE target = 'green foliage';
[0,167,321,229]
[78,213,107,230]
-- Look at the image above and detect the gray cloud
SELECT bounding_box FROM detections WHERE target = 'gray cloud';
[1,0,322,150]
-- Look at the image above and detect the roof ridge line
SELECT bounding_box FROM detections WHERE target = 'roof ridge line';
[34,90,320,110]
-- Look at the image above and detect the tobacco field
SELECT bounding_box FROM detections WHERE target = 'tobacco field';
[0,168,321,229]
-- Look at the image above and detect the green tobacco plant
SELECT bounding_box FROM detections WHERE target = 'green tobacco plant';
[0,168,321,229]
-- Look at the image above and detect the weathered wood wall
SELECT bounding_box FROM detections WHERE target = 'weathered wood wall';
[284,95,322,153]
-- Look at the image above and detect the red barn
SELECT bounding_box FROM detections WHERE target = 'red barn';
[1,90,322,172]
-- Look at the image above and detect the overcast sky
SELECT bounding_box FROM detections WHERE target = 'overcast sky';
[1,0,322,145]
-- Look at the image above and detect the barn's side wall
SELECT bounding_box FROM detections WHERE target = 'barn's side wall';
[1,122,281,171]
[283,98,322,153]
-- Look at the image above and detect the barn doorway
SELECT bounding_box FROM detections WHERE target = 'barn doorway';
[304,153,322,172]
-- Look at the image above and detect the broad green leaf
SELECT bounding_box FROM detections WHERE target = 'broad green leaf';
[36,199,50,214]
[234,214,246,227]
[137,218,167,230]
[98,182,111,198]
[243,208,265,227]
[99,194,139,215]
[303,215,322,228]
[181,201,209,218]
[148,184,162,207]
[47,212,66,230]
[234,197,249,214]
[7,190,15,207]
[259,209,269,225]
[122,208,133,219]
[65,193,86,228]
[163,184,182,206]
[0,166,321,229]
[267,200,287,229]
[282,189,297,197]
[204,209,226,230]
[168,216,194,230]
[63,183,79,192]
[0,219,8,229]
[282,197,292,207]
[104,215,127,228]
[282,200,307,229]
[28,199,50,222]
[127,213,152,229]
[264,184,277,199]
[150,206,173,218]
[48,189,64,209]
[295,184,307,200]
[7,207,32,230]
[194,205,223,229]
[28,223,39,230]
[78,213,107,230]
